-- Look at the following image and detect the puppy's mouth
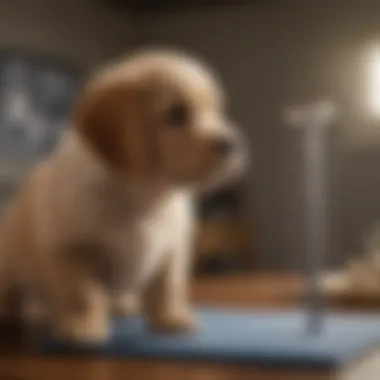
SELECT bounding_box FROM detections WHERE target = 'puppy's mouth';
[199,145,248,193]
[162,134,249,191]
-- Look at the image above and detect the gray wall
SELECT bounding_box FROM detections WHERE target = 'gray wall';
[138,0,380,271]
[0,0,136,69]
[4,0,380,271]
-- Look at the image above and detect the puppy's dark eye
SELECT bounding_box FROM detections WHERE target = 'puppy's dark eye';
[165,102,189,128]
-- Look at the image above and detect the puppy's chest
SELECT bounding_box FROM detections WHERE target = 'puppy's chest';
[95,190,194,255]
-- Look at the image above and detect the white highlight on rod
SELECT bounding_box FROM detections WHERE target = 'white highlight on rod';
[367,46,380,117]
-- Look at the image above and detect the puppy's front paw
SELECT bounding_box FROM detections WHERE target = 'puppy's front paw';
[55,311,109,344]
[150,309,197,334]
[112,293,141,317]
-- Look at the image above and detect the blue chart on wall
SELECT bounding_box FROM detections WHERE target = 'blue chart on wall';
[0,52,81,159]
[0,52,81,211]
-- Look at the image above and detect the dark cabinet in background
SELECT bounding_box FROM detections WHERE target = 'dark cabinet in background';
[195,186,253,276]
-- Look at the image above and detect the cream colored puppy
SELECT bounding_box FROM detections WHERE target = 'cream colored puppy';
[0,50,247,343]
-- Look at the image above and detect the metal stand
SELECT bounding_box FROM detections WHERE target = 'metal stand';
[284,101,336,336]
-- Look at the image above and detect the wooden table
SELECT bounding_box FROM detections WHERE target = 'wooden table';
[0,275,336,380]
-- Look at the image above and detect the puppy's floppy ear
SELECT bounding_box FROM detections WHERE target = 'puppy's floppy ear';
[74,78,151,176]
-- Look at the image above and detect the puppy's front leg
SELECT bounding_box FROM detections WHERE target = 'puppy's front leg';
[112,290,141,317]
[36,254,109,343]
[54,278,109,343]
[145,233,196,333]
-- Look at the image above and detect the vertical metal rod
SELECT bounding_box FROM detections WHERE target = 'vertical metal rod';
[284,102,335,336]
[304,112,328,336]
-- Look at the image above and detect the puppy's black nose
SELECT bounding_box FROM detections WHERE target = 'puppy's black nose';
[213,138,235,156]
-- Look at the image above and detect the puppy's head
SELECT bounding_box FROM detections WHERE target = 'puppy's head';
[75,50,247,190]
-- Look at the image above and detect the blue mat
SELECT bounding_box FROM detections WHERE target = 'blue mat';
[40,308,380,368]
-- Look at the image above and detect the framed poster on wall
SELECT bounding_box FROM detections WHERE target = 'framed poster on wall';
[0,51,81,211]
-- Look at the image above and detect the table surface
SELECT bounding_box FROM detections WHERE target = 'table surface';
[0,275,348,380]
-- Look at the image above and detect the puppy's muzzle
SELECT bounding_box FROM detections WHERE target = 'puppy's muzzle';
[211,137,236,157]
[211,132,246,160]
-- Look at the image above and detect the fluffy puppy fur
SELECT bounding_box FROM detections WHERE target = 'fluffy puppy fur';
[0,50,247,342]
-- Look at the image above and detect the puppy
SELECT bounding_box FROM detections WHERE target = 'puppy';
[0,50,247,343]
